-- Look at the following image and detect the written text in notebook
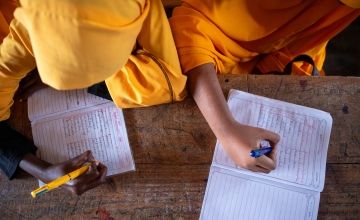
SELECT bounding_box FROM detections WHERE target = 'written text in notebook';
[28,88,135,178]
[200,90,333,220]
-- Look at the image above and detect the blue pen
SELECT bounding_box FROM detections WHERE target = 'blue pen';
[250,147,272,158]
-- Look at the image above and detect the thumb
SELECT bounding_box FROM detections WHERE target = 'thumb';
[260,129,280,147]
[67,150,93,168]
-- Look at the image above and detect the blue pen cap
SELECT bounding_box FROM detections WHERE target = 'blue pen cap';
[250,147,272,158]
[250,140,272,158]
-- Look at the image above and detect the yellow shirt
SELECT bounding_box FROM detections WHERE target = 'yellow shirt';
[170,0,360,75]
[0,0,186,121]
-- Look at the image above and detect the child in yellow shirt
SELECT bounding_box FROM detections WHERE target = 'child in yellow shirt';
[170,0,359,173]
[0,0,186,194]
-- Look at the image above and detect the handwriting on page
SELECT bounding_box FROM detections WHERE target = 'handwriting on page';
[255,104,327,188]
[63,110,113,161]
[214,96,330,189]
[28,88,108,121]
[32,103,134,176]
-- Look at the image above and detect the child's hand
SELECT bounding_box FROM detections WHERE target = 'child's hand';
[41,151,107,195]
[219,122,280,173]
[185,63,280,173]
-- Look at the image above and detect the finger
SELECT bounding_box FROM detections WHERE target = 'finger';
[260,129,280,147]
[67,168,100,187]
[88,160,98,173]
[248,165,269,173]
[70,164,107,195]
[97,163,108,182]
[268,147,278,163]
[66,150,93,169]
[81,162,107,183]
[255,165,271,173]
[70,162,107,187]
[87,153,95,163]
[256,155,276,171]
[64,179,100,196]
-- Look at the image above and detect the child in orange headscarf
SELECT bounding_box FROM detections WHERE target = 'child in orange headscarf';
[0,0,186,194]
[170,0,359,173]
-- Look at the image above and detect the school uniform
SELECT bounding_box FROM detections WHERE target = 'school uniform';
[170,0,359,75]
[0,0,186,178]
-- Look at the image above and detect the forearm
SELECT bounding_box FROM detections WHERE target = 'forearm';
[186,63,235,138]
[0,121,38,179]
[187,63,279,172]
[19,153,51,182]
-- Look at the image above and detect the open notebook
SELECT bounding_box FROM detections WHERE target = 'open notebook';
[28,88,135,177]
[200,90,332,220]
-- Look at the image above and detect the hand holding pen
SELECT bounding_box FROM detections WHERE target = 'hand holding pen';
[218,123,280,174]
[250,140,273,158]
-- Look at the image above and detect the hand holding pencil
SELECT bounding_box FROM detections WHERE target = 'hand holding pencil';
[31,163,91,198]
[32,150,107,197]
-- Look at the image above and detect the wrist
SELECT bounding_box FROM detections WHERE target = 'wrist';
[212,117,240,140]
[19,154,52,181]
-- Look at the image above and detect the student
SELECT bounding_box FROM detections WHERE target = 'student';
[170,0,359,173]
[0,0,186,194]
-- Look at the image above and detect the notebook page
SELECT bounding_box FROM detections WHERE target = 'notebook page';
[31,102,135,176]
[213,90,332,191]
[200,167,319,220]
[28,88,109,122]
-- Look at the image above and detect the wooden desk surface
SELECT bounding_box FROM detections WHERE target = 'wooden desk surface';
[1,75,359,219]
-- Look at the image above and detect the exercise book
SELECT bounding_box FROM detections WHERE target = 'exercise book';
[200,90,332,220]
[28,88,135,177]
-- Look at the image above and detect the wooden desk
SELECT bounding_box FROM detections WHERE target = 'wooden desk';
[1,75,359,219]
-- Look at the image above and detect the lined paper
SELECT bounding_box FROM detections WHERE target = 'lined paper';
[28,88,108,122]
[201,90,331,220]
[29,88,135,176]
[213,90,332,191]
[200,167,319,220]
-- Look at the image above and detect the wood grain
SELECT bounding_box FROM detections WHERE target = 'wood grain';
[1,75,359,219]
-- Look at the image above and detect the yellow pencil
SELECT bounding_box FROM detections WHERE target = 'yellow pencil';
[31,163,91,198]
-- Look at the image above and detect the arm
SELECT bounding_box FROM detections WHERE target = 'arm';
[187,63,280,173]
[0,121,107,195]
[0,15,38,179]
[0,19,36,121]
[0,18,106,194]
[20,151,107,195]
[0,2,113,195]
